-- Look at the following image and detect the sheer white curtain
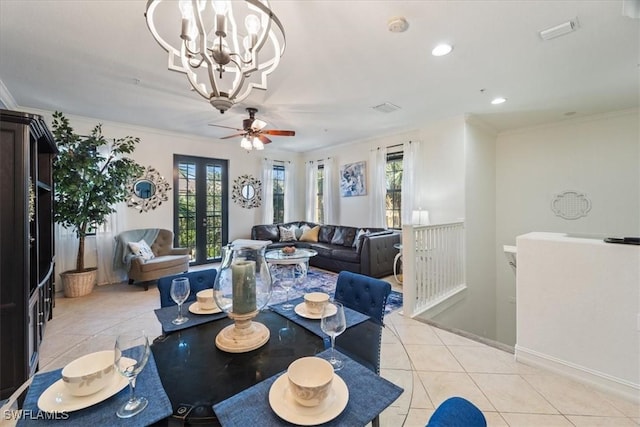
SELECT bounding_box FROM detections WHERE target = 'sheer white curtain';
[54,224,79,285]
[96,203,126,285]
[261,158,274,224]
[283,161,295,223]
[369,147,387,227]
[323,158,336,224]
[305,161,317,222]
[401,140,419,225]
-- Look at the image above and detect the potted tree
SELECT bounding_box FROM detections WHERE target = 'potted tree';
[52,111,143,297]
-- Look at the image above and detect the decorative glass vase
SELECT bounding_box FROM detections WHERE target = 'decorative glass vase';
[213,244,273,352]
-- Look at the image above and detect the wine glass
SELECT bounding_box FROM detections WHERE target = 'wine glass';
[170,277,190,325]
[280,268,295,310]
[320,301,346,371]
[114,332,151,418]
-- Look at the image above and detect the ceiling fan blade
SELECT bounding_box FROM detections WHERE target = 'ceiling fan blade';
[261,130,296,136]
[208,124,244,131]
[220,133,246,139]
[258,134,272,144]
[251,119,267,131]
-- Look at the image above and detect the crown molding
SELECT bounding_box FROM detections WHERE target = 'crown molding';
[0,78,18,110]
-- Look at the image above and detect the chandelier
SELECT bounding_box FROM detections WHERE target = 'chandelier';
[145,0,286,113]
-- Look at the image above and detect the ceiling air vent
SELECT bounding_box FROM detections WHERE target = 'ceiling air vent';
[372,102,401,113]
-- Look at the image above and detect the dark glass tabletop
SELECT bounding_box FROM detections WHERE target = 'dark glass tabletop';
[151,309,379,425]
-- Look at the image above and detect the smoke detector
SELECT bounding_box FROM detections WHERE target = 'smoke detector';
[388,16,409,33]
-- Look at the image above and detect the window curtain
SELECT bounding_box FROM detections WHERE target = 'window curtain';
[283,161,295,223]
[401,140,419,225]
[261,158,274,224]
[54,224,79,286]
[369,147,387,227]
[323,158,336,224]
[305,161,317,222]
[96,203,126,285]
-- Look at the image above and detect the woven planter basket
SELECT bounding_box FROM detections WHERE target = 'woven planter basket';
[61,268,97,298]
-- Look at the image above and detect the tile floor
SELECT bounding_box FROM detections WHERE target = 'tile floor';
[39,280,639,427]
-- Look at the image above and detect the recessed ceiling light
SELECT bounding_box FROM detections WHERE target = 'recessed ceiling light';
[491,97,507,105]
[432,44,453,57]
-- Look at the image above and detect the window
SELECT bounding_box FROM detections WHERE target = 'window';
[273,164,285,223]
[385,152,403,229]
[316,164,324,224]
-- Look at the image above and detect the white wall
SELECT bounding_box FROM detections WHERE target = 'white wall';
[28,107,301,272]
[495,109,640,345]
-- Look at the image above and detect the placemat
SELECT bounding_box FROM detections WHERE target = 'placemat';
[269,297,369,338]
[154,301,226,333]
[16,351,172,427]
[213,349,403,427]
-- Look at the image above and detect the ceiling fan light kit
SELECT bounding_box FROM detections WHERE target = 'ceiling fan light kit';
[210,107,295,151]
[145,0,286,114]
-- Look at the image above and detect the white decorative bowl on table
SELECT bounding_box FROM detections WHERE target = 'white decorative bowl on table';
[287,357,334,407]
[61,350,115,396]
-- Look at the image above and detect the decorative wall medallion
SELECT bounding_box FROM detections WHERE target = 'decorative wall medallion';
[232,174,262,209]
[551,190,591,220]
[127,166,171,212]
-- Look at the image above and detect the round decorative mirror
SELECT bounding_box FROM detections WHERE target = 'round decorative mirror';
[232,175,262,209]
[127,166,171,212]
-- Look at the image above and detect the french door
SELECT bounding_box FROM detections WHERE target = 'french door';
[173,155,228,265]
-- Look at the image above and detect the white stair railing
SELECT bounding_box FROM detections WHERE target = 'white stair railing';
[402,221,465,317]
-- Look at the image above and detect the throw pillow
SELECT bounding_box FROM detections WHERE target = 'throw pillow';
[353,228,371,251]
[296,224,310,240]
[128,239,155,260]
[299,225,320,242]
[279,225,297,242]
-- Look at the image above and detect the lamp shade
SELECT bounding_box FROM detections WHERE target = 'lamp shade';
[411,210,430,225]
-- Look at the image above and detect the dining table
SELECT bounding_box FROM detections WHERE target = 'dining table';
[149,302,402,426]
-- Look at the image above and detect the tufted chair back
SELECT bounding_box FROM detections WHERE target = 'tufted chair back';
[334,271,391,326]
[151,229,175,257]
[157,269,217,308]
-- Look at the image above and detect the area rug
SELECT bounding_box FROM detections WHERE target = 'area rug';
[269,267,403,316]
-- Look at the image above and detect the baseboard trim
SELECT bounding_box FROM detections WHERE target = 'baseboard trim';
[515,345,640,403]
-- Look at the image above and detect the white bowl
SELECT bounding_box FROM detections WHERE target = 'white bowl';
[303,292,330,315]
[196,288,216,310]
[61,350,116,396]
[287,357,334,407]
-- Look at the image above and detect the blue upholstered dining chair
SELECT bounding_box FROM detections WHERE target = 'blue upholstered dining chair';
[157,269,217,308]
[333,271,392,427]
[426,397,487,427]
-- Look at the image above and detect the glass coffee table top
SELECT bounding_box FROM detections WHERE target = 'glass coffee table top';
[265,248,318,261]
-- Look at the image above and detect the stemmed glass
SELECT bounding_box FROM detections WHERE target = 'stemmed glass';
[280,268,295,310]
[114,332,151,418]
[170,277,190,325]
[320,301,346,371]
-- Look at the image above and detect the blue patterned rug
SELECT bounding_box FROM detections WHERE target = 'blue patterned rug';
[269,267,403,316]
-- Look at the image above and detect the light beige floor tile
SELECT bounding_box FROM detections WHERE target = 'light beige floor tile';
[378,405,409,427]
[484,411,509,426]
[404,344,464,372]
[381,325,401,345]
[566,415,639,426]
[402,408,432,427]
[38,333,88,360]
[380,342,412,370]
[418,371,496,412]
[500,413,573,426]
[409,371,433,409]
[596,392,640,419]
[392,323,444,345]
[433,327,485,347]
[522,374,625,417]
[448,345,528,374]
[470,373,558,414]
[380,368,414,410]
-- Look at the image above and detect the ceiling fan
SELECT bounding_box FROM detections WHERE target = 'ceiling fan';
[209,107,295,150]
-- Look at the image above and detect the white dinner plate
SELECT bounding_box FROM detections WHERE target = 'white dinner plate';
[294,302,336,320]
[268,373,348,425]
[38,363,130,413]
[188,302,222,315]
